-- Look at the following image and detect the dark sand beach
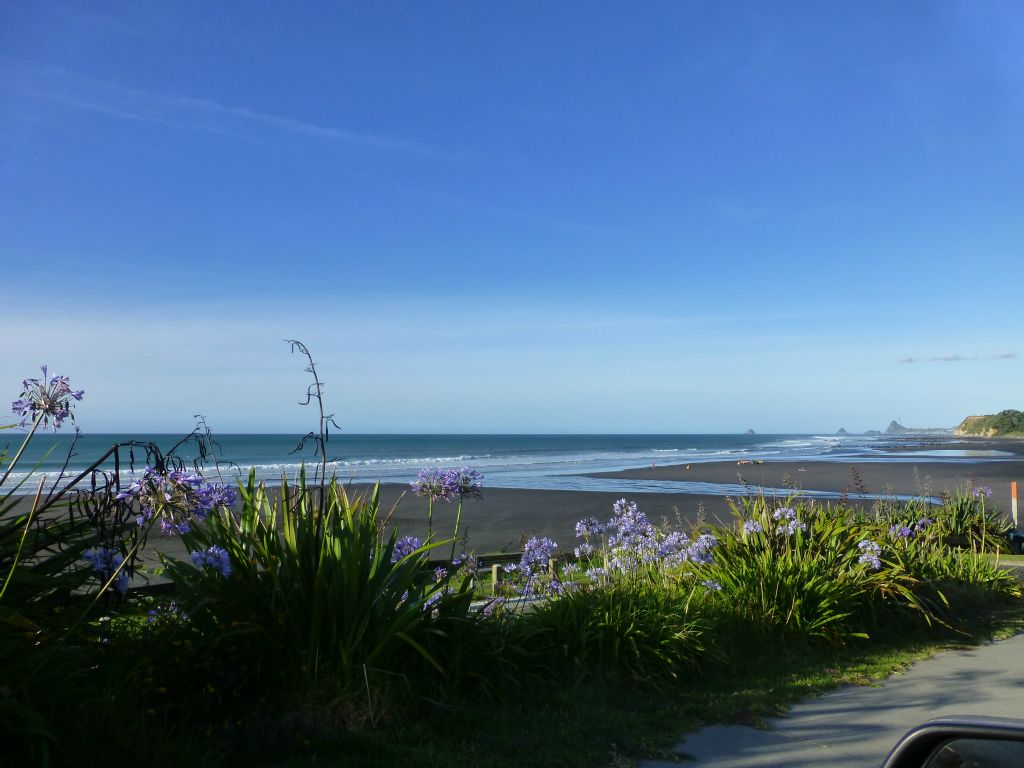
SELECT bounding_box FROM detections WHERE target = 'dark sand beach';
[358,484,728,555]
[11,439,1024,560]
[588,456,1024,512]
[361,447,1024,552]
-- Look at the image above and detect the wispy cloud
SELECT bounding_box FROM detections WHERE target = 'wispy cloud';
[899,351,1017,364]
[2,64,439,155]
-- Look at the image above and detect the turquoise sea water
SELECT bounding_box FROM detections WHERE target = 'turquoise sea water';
[3,431,985,497]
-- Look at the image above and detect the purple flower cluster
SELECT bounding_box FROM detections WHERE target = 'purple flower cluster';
[772,507,807,537]
[889,524,915,540]
[520,536,558,573]
[575,517,606,538]
[888,517,932,542]
[606,498,660,570]
[147,601,186,625]
[857,539,882,570]
[972,486,993,500]
[451,553,478,574]
[410,468,451,502]
[658,530,692,568]
[191,545,232,577]
[687,533,718,565]
[742,519,763,535]
[424,585,454,614]
[482,596,506,618]
[11,365,84,431]
[501,536,561,598]
[83,547,129,595]
[410,467,484,502]
[391,535,423,563]
[117,466,235,533]
[701,578,723,592]
[573,499,717,576]
[574,542,595,558]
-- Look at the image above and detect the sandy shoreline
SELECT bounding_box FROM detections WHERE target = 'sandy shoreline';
[360,483,734,554]
[587,457,1023,508]
[8,439,1024,556]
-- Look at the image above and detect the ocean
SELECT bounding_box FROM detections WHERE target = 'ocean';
[3,431,989,496]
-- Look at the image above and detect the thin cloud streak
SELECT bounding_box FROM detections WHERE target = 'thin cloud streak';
[3,64,441,156]
[899,351,1017,364]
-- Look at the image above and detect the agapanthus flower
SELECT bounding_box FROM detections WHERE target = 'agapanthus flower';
[117,466,234,534]
[83,547,129,594]
[584,566,609,582]
[520,536,558,574]
[778,519,808,536]
[772,508,806,536]
[515,573,544,599]
[410,468,455,503]
[657,530,691,568]
[742,519,763,535]
[445,467,484,500]
[561,562,580,577]
[772,507,797,522]
[889,524,915,540]
[424,586,454,613]
[914,517,933,533]
[575,517,606,538]
[191,545,232,577]
[857,539,882,570]
[11,365,84,431]
[606,499,658,568]
[196,484,238,513]
[686,533,718,565]
[391,535,423,563]
[972,486,993,500]
[482,596,506,618]
[574,543,595,559]
[147,601,186,624]
[701,579,723,592]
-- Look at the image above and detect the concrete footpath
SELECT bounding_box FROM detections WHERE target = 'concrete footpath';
[639,632,1024,768]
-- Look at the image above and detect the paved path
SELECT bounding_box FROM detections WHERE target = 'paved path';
[640,632,1024,768]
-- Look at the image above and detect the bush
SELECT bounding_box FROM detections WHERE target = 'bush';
[525,579,704,685]
[699,497,931,643]
[163,472,477,693]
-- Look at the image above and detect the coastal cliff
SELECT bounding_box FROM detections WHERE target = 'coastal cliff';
[955,410,1024,438]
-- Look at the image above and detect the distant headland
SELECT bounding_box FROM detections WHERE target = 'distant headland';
[955,409,1024,438]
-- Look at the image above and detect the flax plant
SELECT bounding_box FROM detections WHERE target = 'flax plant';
[164,470,476,687]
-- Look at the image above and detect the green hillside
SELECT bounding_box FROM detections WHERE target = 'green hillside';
[955,409,1024,437]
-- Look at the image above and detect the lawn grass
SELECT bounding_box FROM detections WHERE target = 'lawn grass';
[984,553,1024,565]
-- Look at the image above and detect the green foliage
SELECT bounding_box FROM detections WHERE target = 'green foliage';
[1,454,111,766]
[163,471,476,689]
[957,409,1024,437]
[525,579,704,685]
[700,497,927,643]
[934,486,1012,551]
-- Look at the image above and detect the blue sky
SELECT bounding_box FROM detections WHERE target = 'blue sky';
[2,2,1022,433]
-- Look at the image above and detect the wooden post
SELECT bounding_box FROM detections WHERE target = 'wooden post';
[491,564,500,596]
[1012,481,1018,529]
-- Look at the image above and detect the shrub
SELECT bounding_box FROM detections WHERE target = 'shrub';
[699,497,941,643]
[163,471,477,692]
[525,579,703,685]
[934,485,1012,552]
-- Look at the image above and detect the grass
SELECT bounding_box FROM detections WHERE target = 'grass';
[984,553,1024,565]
